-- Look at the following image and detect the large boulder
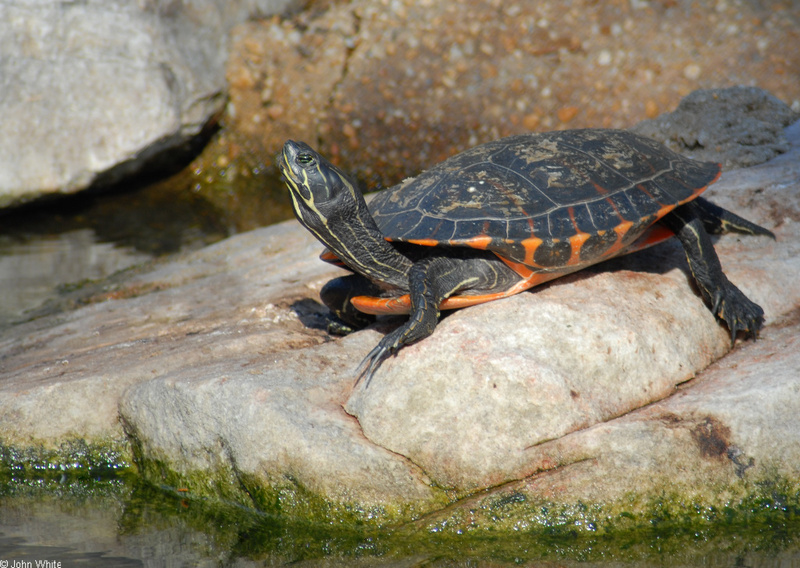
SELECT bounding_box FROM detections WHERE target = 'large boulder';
[2,116,798,528]
[0,0,298,208]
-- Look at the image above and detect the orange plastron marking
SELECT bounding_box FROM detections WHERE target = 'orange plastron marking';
[350,264,562,316]
[352,294,414,315]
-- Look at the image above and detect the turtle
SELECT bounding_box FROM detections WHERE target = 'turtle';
[278,129,774,384]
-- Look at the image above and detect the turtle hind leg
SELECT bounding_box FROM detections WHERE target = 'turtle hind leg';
[320,274,377,335]
[661,202,766,342]
[693,196,776,239]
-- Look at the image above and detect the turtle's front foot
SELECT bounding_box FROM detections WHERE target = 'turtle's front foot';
[711,281,765,344]
[354,256,474,385]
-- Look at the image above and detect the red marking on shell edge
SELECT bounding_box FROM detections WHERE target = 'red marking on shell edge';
[708,167,722,187]
[520,237,543,268]
[567,207,592,266]
[625,224,675,253]
[676,167,720,204]
[567,232,592,265]
[613,220,634,240]
[653,203,679,222]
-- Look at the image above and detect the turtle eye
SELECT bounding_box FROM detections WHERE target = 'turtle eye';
[296,152,316,167]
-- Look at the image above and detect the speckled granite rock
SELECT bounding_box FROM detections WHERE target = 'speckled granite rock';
[227,0,800,187]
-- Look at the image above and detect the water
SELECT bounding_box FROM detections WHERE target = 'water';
[0,133,292,327]
[1,480,799,567]
[0,229,153,325]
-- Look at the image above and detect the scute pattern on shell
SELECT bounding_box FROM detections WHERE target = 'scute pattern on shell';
[369,129,720,266]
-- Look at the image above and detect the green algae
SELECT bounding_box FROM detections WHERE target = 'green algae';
[130,451,447,530]
[118,450,800,564]
[0,438,135,493]
[2,438,799,564]
[405,476,800,543]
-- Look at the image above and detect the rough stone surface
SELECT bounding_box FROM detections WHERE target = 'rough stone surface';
[632,86,799,169]
[420,313,800,532]
[0,0,298,207]
[119,353,439,507]
[346,270,733,490]
[1,113,799,524]
[0,227,331,444]
[227,0,800,187]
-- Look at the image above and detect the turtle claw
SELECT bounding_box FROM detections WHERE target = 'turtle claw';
[354,344,392,388]
[354,327,408,387]
[354,347,388,387]
[710,283,765,345]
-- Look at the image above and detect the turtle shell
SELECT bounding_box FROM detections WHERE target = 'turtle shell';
[369,129,720,273]
[345,129,720,315]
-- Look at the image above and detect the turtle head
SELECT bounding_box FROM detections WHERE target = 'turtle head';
[279,140,363,235]
[278,140,413,288]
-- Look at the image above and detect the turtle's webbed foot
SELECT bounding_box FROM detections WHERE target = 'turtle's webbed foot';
[709,281,765,344]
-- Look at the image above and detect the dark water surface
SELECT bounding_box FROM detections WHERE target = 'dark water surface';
[1,478,799,568]
[0,136,292,327]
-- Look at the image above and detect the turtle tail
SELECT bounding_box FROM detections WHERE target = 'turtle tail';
[691,197,776,239]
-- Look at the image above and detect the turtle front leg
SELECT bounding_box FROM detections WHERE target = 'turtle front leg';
[357,257,450,385]
[356,255,517,385]
[661,201,766,343]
